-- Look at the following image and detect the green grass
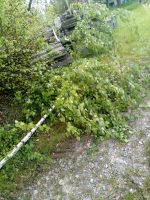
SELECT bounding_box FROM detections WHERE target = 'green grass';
[122,192,140,200]
[144,176,150,194]
[120,0,140,10]
[114,4,150,58]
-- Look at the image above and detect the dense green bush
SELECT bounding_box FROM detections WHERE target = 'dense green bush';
[3,57,141,161]
[17,58,143,140]
[70,3,114,57]
[0,0,45,92]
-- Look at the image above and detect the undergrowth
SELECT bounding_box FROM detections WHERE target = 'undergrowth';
[0,2,150,199]
[20,58,144,140]
[0,56,147,199]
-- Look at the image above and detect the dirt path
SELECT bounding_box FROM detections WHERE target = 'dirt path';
[19,101,150,200]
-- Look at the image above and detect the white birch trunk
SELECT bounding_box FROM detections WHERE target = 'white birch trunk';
[0,106,55,170]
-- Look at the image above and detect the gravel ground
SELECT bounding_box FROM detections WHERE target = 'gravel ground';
[19,101,150,200]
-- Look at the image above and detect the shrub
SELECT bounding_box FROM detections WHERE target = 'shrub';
[70,3,114,57]
[0,0,45,92]
[19,58,143,140]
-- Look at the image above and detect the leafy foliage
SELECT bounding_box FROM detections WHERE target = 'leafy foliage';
[0,0,45,92]
[0,2,150,199]
[0,123,46,162]
[18,58,143,141]
[0,3,145,161]
[1,56,142,166]
[45,4,57,26]
[70,3,114,57]
[53,0,74,14]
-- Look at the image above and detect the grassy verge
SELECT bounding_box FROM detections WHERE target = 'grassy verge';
[114,3,150,58]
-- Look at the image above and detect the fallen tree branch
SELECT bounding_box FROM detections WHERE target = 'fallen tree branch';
[52,27,60,42]
[0,106,55,170]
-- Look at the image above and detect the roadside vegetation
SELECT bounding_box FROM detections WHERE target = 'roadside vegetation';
[0,0,150,199]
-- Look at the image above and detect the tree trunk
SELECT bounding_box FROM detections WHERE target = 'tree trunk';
[117,0,121,6]
[28,0,33,11]
[106,0,109,7]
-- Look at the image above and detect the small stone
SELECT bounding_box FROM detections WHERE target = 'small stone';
[59,179,64,186]
[83,197,92,200]
[37,181,40,185]
[68,160,72,165]
[90,178,94,183]
[33,190,38,195]
[75,175,79,179]
[102,186,106,190]
[63,185,73,193]
[87,142,91,148]
[130,188,134,193]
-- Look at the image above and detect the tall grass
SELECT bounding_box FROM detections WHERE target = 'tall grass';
[114,4,150,58]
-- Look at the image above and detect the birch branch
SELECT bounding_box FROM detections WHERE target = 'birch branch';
[52,28,60,42]
[0,106,55,170]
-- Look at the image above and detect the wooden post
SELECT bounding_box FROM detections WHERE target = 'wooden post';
[28,0,33,11]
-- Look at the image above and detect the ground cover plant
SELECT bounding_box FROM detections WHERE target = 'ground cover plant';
[0,1,150,199]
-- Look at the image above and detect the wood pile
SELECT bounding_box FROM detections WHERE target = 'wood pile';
[34,25,74,68]
[60,11,77,37]
[33,12,77,68]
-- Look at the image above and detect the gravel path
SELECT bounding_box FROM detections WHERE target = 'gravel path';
[19,101,150,200]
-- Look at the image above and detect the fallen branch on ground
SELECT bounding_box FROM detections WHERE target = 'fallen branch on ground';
[0,106,55,170]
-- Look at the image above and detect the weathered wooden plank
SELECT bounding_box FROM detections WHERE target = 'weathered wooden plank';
[62,22,77,29]
[50,56,73,68]
[61,17,76,25]
[50,42,65,49]
[62,14,74,20]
